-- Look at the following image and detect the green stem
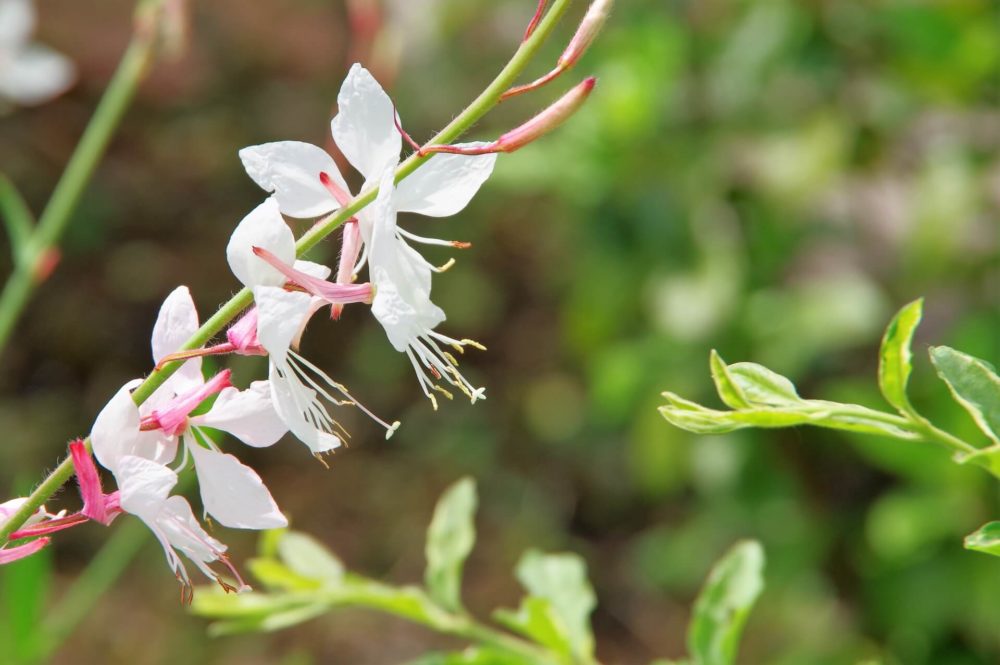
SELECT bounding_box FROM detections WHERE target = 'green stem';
[0,28,160,357]
[0,0,576,546]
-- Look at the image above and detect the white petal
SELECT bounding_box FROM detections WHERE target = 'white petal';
[0,45,75,106]
[331,63,401,180]
[151,286,203,392]
[227,197,296,288]
[192,382,287,448]
[293,259,332,281]
[268,362,342,454]
[157,495,227,582]
[91,380,144,475]
[0,0,34,49]
[116,455,178,518]
[395,146,497,217]
[188,443,287,529]
[253,286,313,364]
[239,141,347,219]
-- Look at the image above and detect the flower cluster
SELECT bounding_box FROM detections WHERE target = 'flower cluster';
[0,0,604,595]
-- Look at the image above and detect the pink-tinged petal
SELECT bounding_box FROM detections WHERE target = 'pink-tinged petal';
[252,246,373,305]
[70,440,117,525]
[151,286,203,393]
[0,45,75,106]
[0,538,50,565]
[252,286,313,364]
[268,362,342,454]
[91,379,146,475]
[238,141,347,219]
[331,63,401,180]
[226,308,262,354]
[192,382,287,448]
[188,444,287,529]
[395,147,497,217]
[227,198,296,289]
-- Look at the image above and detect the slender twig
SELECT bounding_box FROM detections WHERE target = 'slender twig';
[0,18,163,356]
[0,0,577,545]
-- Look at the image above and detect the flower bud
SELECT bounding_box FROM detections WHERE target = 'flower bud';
[496,77,596,153]
[559,0,613,69]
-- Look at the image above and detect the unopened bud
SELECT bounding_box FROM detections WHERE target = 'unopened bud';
[559,0,613,69]
[495,77,596,153]
[503,0,613,100]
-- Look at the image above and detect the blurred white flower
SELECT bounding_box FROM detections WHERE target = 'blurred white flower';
[0,0,75,106]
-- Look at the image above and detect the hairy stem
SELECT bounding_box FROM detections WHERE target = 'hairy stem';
[0,0,577,544]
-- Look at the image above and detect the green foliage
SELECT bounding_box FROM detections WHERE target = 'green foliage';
[192,478,766,665]
[425,477,477,612]
[0,174,35,262]
[878,299,923,417]
[660,300,1000,556]
[963,522,1000,559]
[929,346,1000,445]
[687,541,764,665]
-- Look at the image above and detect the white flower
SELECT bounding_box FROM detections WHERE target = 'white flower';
[364,168,486,407]
[115,455,248,595]
[92,286,288,530]
[0,0,74,106]
[226,201,398,454]
[238,64,492,407]
[239,63,497,222]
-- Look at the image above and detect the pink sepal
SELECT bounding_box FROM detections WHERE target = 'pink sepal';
[0,537,51,565]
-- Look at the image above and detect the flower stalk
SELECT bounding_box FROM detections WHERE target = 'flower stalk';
[0,0,577,548]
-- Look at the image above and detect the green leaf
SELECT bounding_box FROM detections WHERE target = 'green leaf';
[709,351,750,409]
[929,346,1000,444]
[208,602,331,636]
[514,551,596,661]
[278,531,345,585]
[687,541,765,665]
[405,647,536,665]
[425,477,478,612]
[0,174,35,260]
[963,521,1000,558]
[248,558,322,592]
[190,588,320,619]
[725,363,801,406]
[878,299,923,416]
[329,577,458,628]
[493,596,573,656]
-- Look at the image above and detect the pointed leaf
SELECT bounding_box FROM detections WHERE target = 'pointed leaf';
[929,346,1000,444]
[425,477,477,612]
[725,363,801,406]
[405,647,535,665]
[277,531,345,585]
[878,299,923,416]
[963,522,1000,558]
[514,551,596,661]
[493,596,573,656]
[709,351,750,409]
[687,541,765,665]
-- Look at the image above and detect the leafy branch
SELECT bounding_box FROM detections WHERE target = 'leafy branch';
[191,478,766,665]
[659,298,1000,558]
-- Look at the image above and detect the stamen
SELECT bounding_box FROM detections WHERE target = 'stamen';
[319,172,353,207]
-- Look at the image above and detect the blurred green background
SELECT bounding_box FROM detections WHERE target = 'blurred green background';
[0,0,998,663]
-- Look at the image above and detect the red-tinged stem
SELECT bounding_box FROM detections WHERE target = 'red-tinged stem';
[524,0,550,40]
[501,66,565,100]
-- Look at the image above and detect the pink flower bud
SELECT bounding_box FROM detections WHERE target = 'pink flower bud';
[495,77,596,153]
[559,0,613,69]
